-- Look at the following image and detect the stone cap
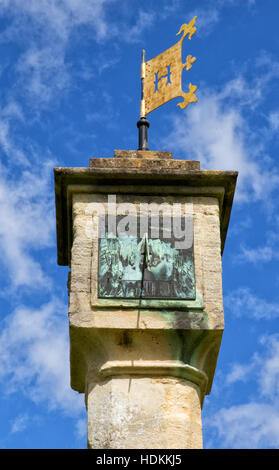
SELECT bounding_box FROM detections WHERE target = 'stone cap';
[91,150,200,171]
[54,152,238,266]
[114,150,173,159]
[90,157,200,171]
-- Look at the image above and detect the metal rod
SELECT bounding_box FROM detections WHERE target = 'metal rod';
[137,49,150,151]
[140,49,146,118]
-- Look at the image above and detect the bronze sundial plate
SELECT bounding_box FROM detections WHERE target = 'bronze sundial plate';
[98,215,195,301]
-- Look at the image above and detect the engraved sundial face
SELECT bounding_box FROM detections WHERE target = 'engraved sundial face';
[98,215,196,300]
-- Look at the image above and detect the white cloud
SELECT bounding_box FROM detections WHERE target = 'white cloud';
[0,0,116,42]
[258,335,279,399]
[162,49,279,203]
[238,244,279,264]
[16,46,70,105]
[0,109,29,167]
[10,413,29,434]
[224,335,279,400]
[163,90,279,202]
[224,287,279,320]
[0,0,117,105]
[0,298,84,416]
[0,95,58,291]
[188,0,256,37]
[0,159,55,289]
[160,0,181,18]
[211,402,279,449]
[127,10,156,43]
[225,361,258,385]
[236,227,279,264]
[75,418,87,440]
[0,0,160,106]
[1,100,24,122]
[188,7,220,37]
[208,334,279,448]
[268,111,279,131]
[229,215,252,235]
[220,0,256,6]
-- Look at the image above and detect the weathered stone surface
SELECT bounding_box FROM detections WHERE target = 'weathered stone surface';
[87,376,202,449]
[54,150,237,449]
[114,149,173,159]
[90,157,200,171]
[69,193,223,323]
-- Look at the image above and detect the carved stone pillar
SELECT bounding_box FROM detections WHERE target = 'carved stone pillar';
[54,150,237,449]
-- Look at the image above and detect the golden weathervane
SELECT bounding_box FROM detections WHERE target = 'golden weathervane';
[141,16,198,118]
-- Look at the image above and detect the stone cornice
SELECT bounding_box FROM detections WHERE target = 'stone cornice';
[54,154,237,266]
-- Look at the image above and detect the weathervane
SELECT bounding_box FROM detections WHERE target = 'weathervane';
[137,16,198,150]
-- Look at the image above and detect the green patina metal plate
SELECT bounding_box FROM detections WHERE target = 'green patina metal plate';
[98,215,195,300]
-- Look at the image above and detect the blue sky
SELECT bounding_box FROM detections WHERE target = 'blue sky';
[0,0,279,449]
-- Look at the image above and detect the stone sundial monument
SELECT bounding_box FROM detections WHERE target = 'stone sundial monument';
[54,17,237,449]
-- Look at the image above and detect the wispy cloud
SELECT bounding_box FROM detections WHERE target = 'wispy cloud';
[224,287,279,320]
[0,298,84,415]
[238,243,279,264]
[75,418,87,440]
[0,159,55,290]
[0,0,159,107]
[268,111,279,131]
[161,91,279,203]
[189,0,256,37]
[207,334,279,448]
[0,102,29,166]
[126,10,156,43]
[0,0,116,42]
[236,227,279,264]
[10,413,29,434]
[224,335,279,394]
[225,361,258,386]
[189,8,220,37]
[210,402,279,448]
[0,94,57,291]
[16,46,70,106]
[258,335,279,399]
[0,0,117,106]
[161,55,279,203]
